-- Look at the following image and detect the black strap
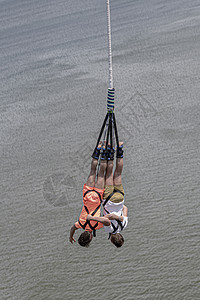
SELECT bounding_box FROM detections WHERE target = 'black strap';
[106,112,113,149]
[92,112,120,181]
[92,111,119,162]
[83,189,102,203]
[109,113,113,149]
[95,113,109,149]
[109,218,125,235]
[103,189,124,207]
[78,189,102,234]
[103,189,125,236]
[116,218,124,231]
[84,204,101,217]
[103,191,115,207]
[78,217,99,231]
[113,113,119,148]
[104,208,125,235]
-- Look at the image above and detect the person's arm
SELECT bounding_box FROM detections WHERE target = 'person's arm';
[87,214,111,226]
[105,213,123,222]
[69,224,78,244]
[104,205,128,222]
[123,205,128,217]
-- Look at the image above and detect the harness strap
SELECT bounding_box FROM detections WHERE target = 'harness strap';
[83,189,102,203]
[108,218,125,235]
[94,111,119,178]
[106,218,124,235]
[104,207,125,235]
[78,189,102,235]
[103,189,124,207]
[78,218,99,231]
[116,217,124,231]
[94,113,109,150]
[111,221,118,234]
[113,113,119,148]
[84,204,101,217]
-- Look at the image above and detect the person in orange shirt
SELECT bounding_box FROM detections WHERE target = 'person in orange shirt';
[69,143,110,247]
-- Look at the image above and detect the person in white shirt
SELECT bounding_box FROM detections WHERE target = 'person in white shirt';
[87,142,128,247]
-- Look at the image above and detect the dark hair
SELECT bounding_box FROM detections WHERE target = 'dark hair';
[78,231,92,247]
[111,233,124,248]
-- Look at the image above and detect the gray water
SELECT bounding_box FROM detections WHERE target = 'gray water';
[1,0,200,299]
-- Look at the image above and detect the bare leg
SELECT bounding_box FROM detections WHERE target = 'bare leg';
[86,158,98,187]
[105,160,114,186]
[95,159,107,189]
[113,142,123,186]
[113,158,123,185]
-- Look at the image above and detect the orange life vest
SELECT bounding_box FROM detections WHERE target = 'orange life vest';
[77,185,104,234]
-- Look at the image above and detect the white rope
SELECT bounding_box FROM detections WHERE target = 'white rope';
[107,0,113,90]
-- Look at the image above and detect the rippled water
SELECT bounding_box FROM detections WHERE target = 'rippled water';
[1,0,200,299]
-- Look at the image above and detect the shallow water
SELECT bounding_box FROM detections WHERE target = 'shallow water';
[1,0,200,299]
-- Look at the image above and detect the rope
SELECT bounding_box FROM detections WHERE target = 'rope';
[107,0,114,90]
[95,1,117,177]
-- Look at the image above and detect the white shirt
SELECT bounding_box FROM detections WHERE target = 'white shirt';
[103,199,128,233]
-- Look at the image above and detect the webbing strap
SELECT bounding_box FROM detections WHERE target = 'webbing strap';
[78,219,99,231]
[113,113,119,148]
[109,112,113,149]
[84,204,101,217]
[116,217,124,231]
[83,189,102,203]
[105,215,124,235]
[107,215,125,235]
[94,111,120,179]
[103,191,115,207]
[111,221,118,234]
[95,113,109,150]
[103,189,124,207]
[78,189,102,234]
[105,115,111,149]
[103,189,125,235]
